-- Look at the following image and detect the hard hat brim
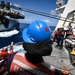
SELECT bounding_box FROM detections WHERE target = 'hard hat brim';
[22,28,35,43]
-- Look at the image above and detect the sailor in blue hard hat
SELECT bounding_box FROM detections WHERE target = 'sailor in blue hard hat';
[6,20,69,75]
[22,20,52,56]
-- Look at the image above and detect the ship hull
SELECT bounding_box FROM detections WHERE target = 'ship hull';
[0,19,19,31]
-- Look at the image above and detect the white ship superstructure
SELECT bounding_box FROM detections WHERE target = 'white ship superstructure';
[55,0,75,35]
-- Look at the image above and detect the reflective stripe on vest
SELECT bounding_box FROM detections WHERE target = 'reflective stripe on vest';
[9,53,55,75]
[13,59,48,75]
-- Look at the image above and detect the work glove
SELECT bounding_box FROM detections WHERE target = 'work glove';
[60,67,69,75]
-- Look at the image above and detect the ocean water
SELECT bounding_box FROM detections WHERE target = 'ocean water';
[0,23,56,48]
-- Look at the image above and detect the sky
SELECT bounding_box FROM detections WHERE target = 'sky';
[1,0,62,26]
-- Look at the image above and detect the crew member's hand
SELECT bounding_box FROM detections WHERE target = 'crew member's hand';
[60,67,69,75]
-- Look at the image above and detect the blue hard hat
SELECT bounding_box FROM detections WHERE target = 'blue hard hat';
[22,20,51,43]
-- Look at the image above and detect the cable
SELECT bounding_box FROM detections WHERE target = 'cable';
[8,5,75,24]
[0,2,75,23]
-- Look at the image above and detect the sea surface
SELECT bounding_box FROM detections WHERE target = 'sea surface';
[0,23,56,48]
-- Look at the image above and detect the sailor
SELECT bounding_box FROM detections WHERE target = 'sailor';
[66,29,73,39]
[54,28,61,47]
[6,20,69,75]
[58,26,65,49]
[53,28,60,42]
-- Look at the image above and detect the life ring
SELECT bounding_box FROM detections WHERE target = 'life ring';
[0,51,9,60]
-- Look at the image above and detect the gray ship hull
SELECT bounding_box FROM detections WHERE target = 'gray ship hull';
[0,19,19,31]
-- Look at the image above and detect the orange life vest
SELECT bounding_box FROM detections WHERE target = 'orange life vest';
[73,34,75,39]
[7,53,56,75]
[54,31,59,36]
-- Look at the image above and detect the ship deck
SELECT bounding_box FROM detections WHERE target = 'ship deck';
[43,42,75,75]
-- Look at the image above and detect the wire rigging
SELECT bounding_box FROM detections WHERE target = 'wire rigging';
[9,5,75,24]
[0,1,75,24]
